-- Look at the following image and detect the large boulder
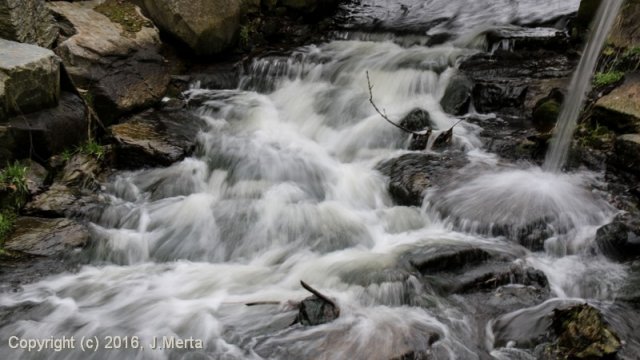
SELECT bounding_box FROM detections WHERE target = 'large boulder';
[593,74,640,133]
[0,0,58,48]
[136,0,243,56]
[0,39,60,119]
[2,92,87,162]
[48,0,169,124]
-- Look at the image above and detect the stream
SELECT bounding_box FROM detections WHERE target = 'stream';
[1,0,638,359]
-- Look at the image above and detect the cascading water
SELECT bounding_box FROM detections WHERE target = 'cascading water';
[1,1,637,359]
[543,0,626,172]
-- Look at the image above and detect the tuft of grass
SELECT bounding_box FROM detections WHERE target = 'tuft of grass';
[0,162,28,196]
[593,71,624,88]
[76,140,105,160]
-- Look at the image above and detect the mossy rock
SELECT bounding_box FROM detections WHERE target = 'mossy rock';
[95,0,153,37]
[548,304,621,359]
[533,97,562,133]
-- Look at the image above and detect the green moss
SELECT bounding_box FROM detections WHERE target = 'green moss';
[95,0,152,37]
[593,71,624,88]
[577,123,615,149]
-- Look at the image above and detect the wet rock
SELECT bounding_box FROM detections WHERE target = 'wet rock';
[3,92,88,161]
[451,263,548,294]
[297,295,340,326]
[376,153,467,207]
[406,245,494,274]
[440,73,473,115]
[400,108,433,133]
[49,0,169,124]
[390,351,433,360]
[25,153,107,217]
[593,74,640,133]
[532,89,564,133]
[547,304,622,360]
[108,108,205,169]
[575,0,602,33]
[595,213,640,262]
[610,133,640,177]
[472,82,528,113]
[135,0,243,56]
[0,39,60,119]
[618,261,640,306]
[281,0,340,16]
[20,159,47,195]
[486,27,570,52]
[3,217,89,256]
[0,0,58,48]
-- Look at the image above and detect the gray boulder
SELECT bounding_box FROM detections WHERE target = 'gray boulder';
[0,0,58,48]
[0,39,60,119]
[137,0,243,56]
[49,0,169,124]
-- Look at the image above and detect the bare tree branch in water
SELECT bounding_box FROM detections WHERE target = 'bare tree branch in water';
[366,71,426,135]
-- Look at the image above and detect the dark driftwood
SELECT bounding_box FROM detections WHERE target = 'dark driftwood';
[300,280,339,309]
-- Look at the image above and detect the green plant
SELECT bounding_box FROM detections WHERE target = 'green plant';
[593,71,624,88]
[240,25,250,47]
[0,162,28,195]
[77,140,105,160]
[61,149,73,162]
[0,211,16,246]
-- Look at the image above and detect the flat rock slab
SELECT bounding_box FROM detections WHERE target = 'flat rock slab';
[0,38,60,119]
[49,0,169,124]
[108,108,205,169]
[0,0,58,48]
[4,217,89,256]
[595,74,640,133]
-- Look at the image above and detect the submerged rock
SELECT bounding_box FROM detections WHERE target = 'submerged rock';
[0,39,60,119]
[547,304,622,360]
[108,108,205,169]
[49,0,169,124]
[0,0,58,48]
[3,217,89,256]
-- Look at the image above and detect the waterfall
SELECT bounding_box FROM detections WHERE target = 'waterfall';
[543,0,625,172]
